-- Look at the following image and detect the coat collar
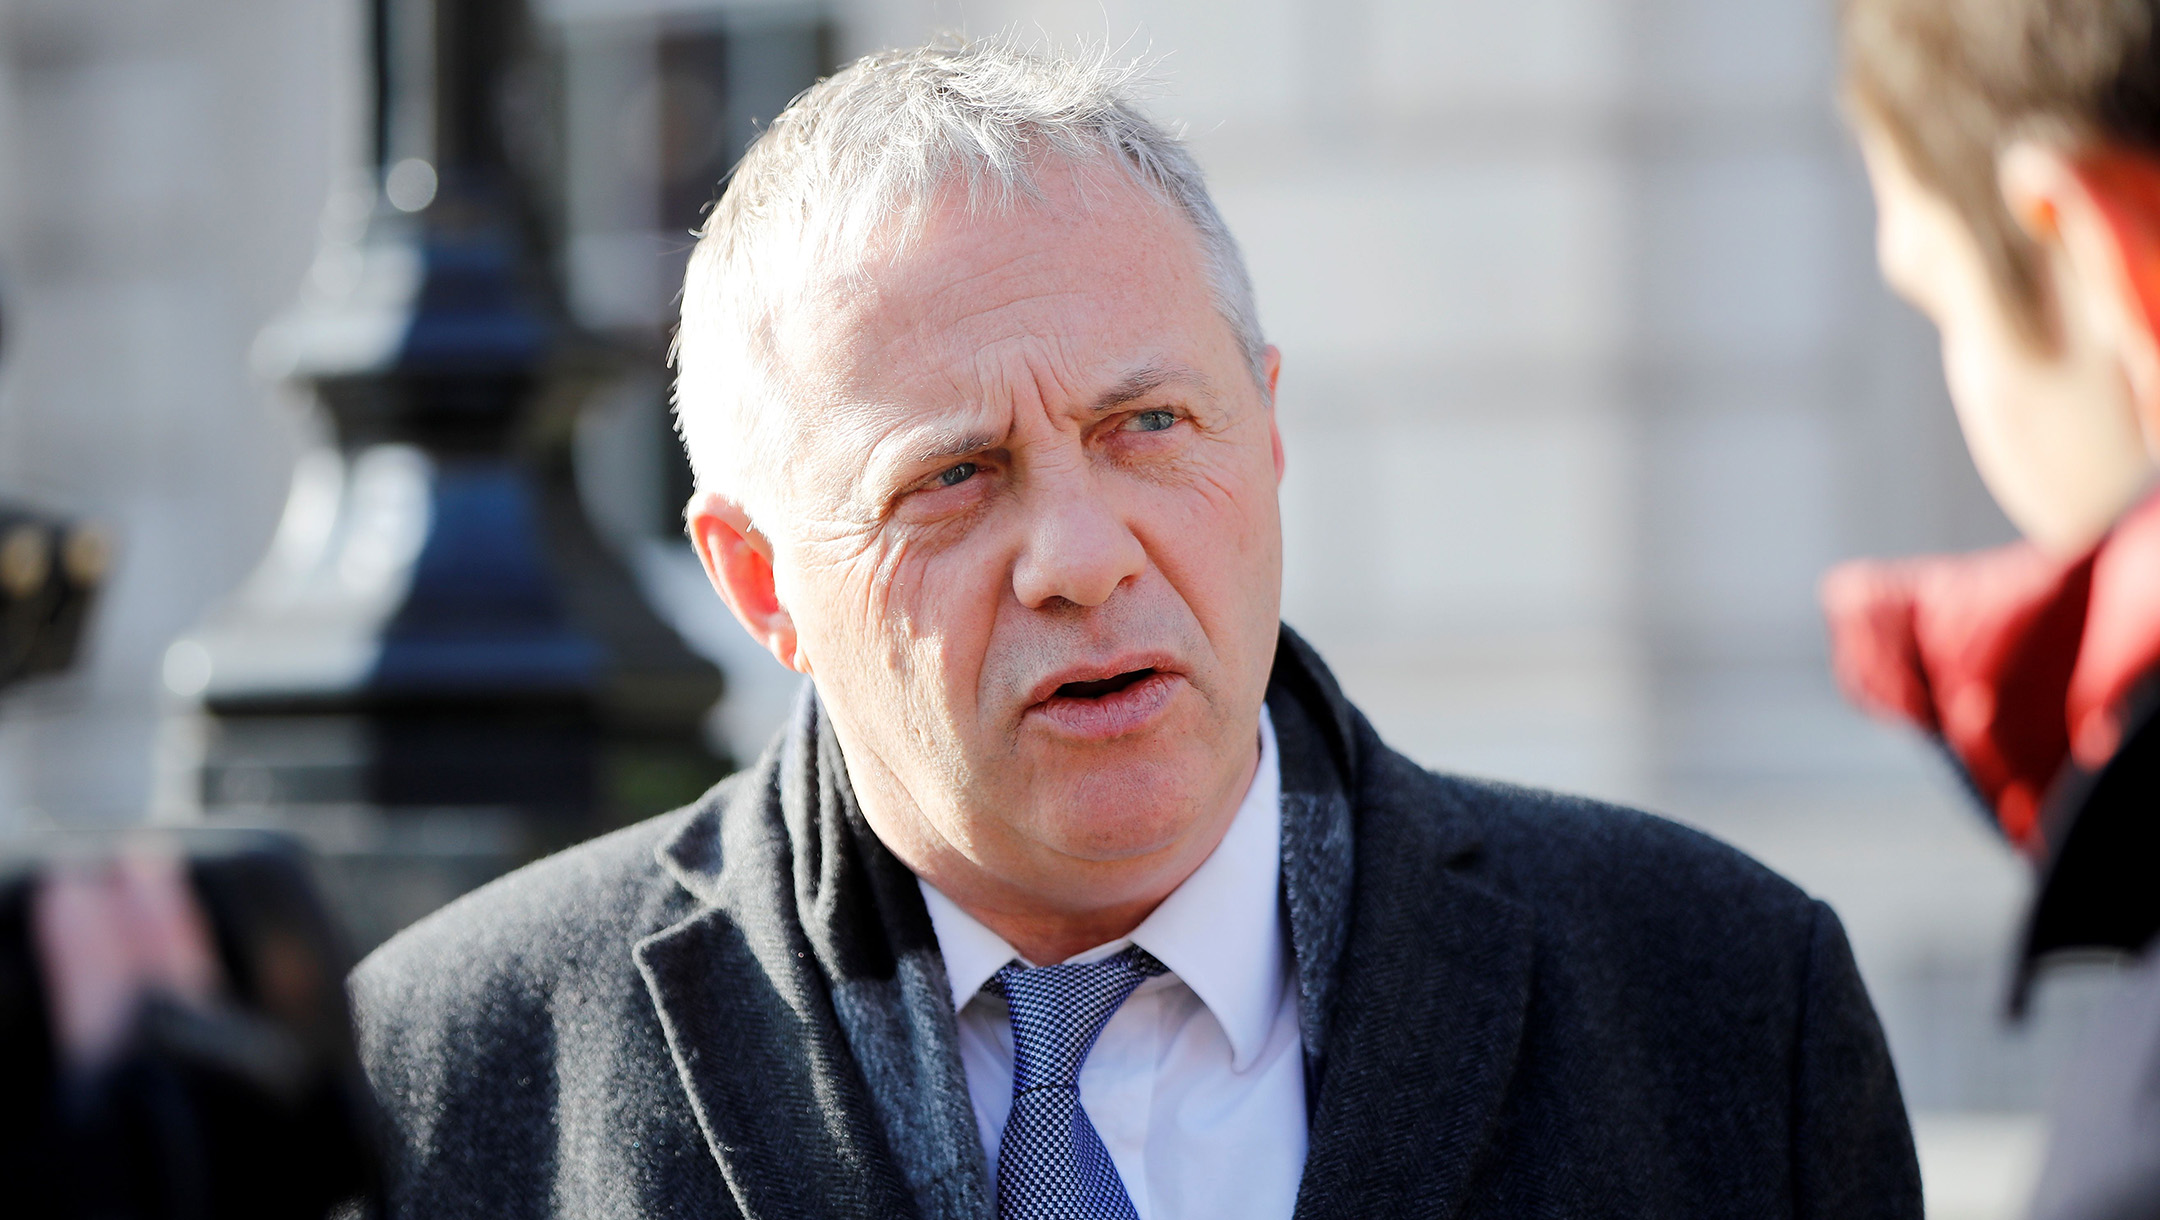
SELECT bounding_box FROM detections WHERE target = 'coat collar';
[636,693,919,1220]
[2014,677,2160,1008]
[1821,488,2160,854]
[642,689,987,1220]
[1267,628,1361,1093]
[1292,754,1534,1218]
[643,626,1525,1220]
[1267,630,1533,1218]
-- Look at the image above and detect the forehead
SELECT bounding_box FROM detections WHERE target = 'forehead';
[775,160,1225,408]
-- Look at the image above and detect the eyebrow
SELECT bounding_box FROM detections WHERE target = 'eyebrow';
[905,430,996,467]
[890,361,1212,472]
[1092,360,1208,412]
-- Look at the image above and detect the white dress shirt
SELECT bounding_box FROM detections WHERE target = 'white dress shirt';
[919,708,1305,1220]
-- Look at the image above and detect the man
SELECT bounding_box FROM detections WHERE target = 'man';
[352,40,1920,1219]
[1824,2,2160,1216]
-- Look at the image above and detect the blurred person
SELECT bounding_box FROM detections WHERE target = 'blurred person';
[0,839,380,1219]
[1828,1,2160,1216]
[351,40,1919,1220]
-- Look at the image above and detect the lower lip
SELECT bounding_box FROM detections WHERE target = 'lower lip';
[1026,671,1183,741]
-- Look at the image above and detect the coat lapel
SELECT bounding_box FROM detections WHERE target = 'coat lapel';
[1291,763,1536,1219]
[635,699,922,1220]
[1267,653,1359,1093]
[1271,631,1537,1219]
[806,717,994,1220]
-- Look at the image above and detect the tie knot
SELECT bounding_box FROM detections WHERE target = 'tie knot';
[994,946,1166,1093]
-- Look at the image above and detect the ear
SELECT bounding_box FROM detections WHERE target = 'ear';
[2002,141,2160,458]
[685,490,808,674]
[1262,344,1285,483]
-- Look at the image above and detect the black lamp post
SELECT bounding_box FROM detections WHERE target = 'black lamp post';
[165,0,725,949]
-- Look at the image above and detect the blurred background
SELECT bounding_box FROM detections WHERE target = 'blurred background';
[0,0,2108,1215]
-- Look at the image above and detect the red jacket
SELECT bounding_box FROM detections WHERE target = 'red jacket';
[1822,490,2160,1000]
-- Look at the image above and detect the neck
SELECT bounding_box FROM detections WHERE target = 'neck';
[970,898,1167,968]
[894,779,1247,966]
[837,729,1262,969]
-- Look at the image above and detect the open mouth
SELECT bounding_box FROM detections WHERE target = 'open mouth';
[1027,663,1179,740]
[1053,668,1158,700]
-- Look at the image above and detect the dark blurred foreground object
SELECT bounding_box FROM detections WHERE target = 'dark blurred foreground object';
[0,833,380,1219]
[1,502,109,689]
[159,0,724,952]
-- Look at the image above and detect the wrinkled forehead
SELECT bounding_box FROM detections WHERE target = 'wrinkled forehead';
[770,160,1226,422]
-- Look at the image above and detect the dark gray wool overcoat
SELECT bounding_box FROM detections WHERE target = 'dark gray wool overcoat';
[350,627,1922,1219]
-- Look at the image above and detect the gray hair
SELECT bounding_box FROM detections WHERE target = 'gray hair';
[670,37,1267,517]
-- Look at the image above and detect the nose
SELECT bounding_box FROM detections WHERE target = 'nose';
[1011,475,1147,610]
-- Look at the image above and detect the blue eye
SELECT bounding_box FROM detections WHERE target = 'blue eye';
[938,462,978,487]
[1131,409,1176,433]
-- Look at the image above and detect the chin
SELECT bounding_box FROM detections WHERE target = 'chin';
[1027,744,1227,864]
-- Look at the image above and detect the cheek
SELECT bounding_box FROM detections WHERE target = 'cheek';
[1139,444,1284,625]
[863,534,1015,725]
[777,534,919,696]
[892,542,999,643]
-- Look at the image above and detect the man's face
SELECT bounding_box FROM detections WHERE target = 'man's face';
[1859,121,2155,552]
[754,161,1284,917]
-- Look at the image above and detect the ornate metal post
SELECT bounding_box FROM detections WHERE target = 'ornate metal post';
[163,0,724,949]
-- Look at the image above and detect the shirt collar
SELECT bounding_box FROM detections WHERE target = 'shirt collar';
[918,706,1286,1072]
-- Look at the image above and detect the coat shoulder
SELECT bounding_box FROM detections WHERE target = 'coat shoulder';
[1461,773,1804,909]
[347,783,749,1218]
[349,780,734,1033]
[1363,743,1823,958]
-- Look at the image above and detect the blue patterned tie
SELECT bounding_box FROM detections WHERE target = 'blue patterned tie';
[993,946,1167,1220]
